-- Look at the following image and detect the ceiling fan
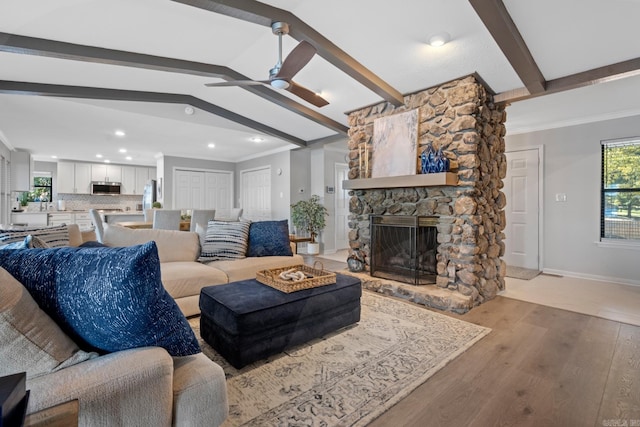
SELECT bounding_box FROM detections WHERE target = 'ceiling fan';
[205,22,329,108]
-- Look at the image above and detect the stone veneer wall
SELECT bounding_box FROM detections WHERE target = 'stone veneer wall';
[346,75,507,308]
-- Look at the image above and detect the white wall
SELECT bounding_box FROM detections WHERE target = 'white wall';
[506,114,640,285]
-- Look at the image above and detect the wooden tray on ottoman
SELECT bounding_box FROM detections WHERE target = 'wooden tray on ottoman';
[256,263,336,293]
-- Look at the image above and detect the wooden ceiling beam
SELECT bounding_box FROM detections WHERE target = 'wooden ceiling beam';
[496,56,640,104]
[0,32,348,135]
[0,80,307,147]
[469,0,546,95]
[171,0,405,106]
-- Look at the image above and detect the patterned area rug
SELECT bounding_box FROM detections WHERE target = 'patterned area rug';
[189,291,490,427]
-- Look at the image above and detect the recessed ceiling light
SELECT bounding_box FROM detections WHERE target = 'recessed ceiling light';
[428,32,451,47]
[185,106,195,115]
[51,155,57,159]
[208,143,215,148]
[104,159,111,163]
[115,130,126,137]
[125,156,133,161]
[119,148,127,153]
[96,154,103,158]
[250,137,265,143]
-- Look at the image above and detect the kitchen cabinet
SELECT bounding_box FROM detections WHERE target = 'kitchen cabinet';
[91,164,122,183]
[121,166,136,195]
[120,166,154,195]
[135,167,151,195]
[48,213,72,227]
[73,212,92,230]
[11,212,48,227]
[57,162,92,194]
[10,151,33,192]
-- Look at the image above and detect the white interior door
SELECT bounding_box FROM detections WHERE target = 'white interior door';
[205,172,232,213]
[335,163,350,250]
[241,167,271,221]
[504,148,541,270]
[188,172,204,209]
[174,170,192,209]
[175,169,232,212]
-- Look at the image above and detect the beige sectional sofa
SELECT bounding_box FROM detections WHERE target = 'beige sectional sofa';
[0,224,229,427]
[101,223,304,317]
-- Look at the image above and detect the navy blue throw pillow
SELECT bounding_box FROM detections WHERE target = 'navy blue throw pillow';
[247,220,293,257]
[0,242,200,357]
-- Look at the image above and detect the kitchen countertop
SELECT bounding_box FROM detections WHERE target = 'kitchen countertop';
[12,211,144,215]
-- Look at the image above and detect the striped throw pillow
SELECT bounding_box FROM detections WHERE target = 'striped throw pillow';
[198,220,251,262]
[0,225,70,248]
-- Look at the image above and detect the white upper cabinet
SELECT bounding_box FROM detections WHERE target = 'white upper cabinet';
[135,167,149,195]
[75,163,92,194]
[10,151,33,192]
[91,164,122,182]
[57,161,75,194]
[57,161,92,194]
[121,166,136,195]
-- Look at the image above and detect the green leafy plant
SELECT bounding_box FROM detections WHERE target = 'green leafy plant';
[291,195,328,243]
[152,201,162,208]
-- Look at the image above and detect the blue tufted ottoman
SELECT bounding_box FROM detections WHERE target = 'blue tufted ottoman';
[199,273,361,369]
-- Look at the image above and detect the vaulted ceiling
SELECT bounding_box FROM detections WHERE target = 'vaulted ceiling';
[1,0,639,166]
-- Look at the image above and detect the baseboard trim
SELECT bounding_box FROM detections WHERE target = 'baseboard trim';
[542,268,640,287]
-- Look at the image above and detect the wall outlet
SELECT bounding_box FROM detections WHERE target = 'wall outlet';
[555,193,567,202]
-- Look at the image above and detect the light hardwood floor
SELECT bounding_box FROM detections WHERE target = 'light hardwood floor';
[307,253,640,426]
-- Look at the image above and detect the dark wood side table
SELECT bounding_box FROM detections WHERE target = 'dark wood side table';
[25,400,78,427]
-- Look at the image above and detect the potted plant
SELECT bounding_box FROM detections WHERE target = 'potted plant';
[291,195,328,255]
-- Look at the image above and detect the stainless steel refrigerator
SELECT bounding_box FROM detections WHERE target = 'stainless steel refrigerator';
[142,179,156,210]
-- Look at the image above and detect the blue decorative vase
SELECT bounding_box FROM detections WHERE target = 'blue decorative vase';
[421,144,449,174]
[433,147,450,173]
[421,145,436,174]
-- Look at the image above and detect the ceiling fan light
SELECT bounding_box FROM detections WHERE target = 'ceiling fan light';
[271,79,290,89]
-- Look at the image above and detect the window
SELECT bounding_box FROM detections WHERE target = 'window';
[18,172,53,206]
[601,137,640,242]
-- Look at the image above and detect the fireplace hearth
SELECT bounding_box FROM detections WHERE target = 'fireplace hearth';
[370,215,438,285]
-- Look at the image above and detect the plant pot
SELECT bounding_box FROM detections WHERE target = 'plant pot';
[307,242,320,255]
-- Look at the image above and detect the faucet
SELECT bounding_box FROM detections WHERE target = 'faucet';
[39,197,48,212]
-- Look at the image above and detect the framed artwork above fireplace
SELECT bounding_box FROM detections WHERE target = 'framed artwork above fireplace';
[371,109,418,178]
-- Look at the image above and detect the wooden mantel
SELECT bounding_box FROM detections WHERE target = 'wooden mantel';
[342,172,458,190]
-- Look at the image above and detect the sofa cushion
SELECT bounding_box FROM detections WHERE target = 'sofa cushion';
[0,224,70,248]
[0,267,97,379]
[205,254,304,283]
[0,234,49,249]
[161,261,229,300]
[246,220,293,257]
[102,224,200,263]
[0,242,200,357]
[199,220,251,262]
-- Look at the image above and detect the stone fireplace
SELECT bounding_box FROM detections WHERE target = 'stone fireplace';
[344,75,507,313]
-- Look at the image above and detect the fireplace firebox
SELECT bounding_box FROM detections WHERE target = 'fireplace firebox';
[369,215,438,285]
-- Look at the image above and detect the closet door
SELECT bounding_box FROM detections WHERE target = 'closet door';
[205,172,232,212]
[240,167,271,221]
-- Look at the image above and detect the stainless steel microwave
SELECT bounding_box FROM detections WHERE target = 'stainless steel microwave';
[91,182,121,195]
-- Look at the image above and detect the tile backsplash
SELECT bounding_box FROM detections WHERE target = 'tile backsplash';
[25,194,144,212]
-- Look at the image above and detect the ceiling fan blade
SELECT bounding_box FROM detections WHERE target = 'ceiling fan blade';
[205,80,268,87]
[286,81,329,107]
[276,40,317,80]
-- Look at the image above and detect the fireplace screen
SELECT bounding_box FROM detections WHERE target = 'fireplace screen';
[370,215,438,285]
